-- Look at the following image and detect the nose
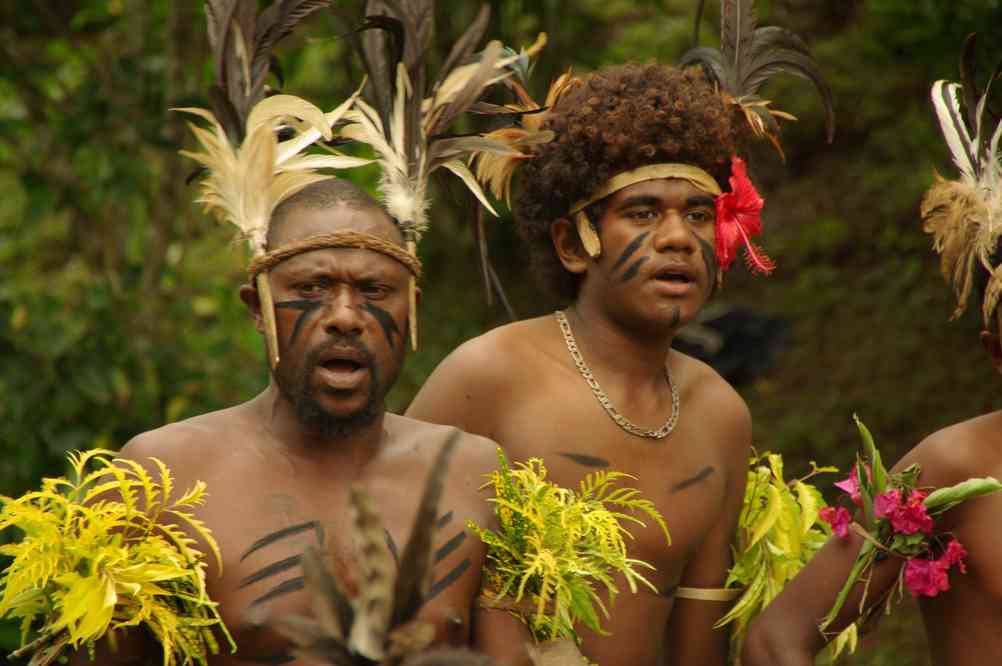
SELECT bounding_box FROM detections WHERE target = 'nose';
[651,210,697,255]
[320,286,365,337]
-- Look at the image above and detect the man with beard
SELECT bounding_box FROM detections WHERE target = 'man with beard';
[101,179,523,665]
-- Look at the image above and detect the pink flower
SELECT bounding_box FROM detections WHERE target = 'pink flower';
[904,557,951,598]
[888,490,934,535]
[940,539,968,574]
[714,156,774,275]
[834,465,871,506]
[873,489,901,518]
[820,506,852,539]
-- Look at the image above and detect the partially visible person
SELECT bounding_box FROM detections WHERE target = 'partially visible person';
[743,46,1002,666]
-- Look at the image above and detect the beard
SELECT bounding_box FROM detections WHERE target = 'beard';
[274,334,398,439]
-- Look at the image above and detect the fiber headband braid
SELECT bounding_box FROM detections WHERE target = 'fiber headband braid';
[178,0,374,370]
[921,34,1002,327]
[341,1,545,348]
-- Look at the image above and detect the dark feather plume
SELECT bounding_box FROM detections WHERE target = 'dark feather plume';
[680,0,836,149]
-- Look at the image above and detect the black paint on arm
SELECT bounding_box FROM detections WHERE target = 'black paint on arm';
[424,558,472,603]
[671,465,716,493]
[611,231,651,273]
[558,452,611,468]
[434,530,467,563]
[274,299,323,346]
[619,256,649,283]
[362,302,400,349]
[240,520,325,561]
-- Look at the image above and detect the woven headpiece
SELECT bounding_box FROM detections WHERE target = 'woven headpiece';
[922,34,1002,327]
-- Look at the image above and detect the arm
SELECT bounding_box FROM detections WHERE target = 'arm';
[473,606,533,666]
[664,392,751,666]
[742,428,970,666]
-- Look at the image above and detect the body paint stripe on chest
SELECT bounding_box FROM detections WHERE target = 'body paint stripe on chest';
[436,511,453,529]
[558,452,610,468]
[620,256,649,283]
[241,520,325,561]
[250,576,306,607]
[434,531,467,564]
[275,299,323,347]
[239,554,301,588]
[671,465,716,493]
[611,231,651,273]
[361,303,400,349]
[424,557,472,603]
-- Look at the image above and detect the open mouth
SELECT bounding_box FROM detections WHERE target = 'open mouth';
[654,270,694,284]
[321,359,365,373]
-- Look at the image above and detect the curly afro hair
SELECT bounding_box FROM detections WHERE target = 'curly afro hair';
[514,63,749,301]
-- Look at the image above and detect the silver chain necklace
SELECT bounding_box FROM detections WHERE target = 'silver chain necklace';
[555,310,679,439]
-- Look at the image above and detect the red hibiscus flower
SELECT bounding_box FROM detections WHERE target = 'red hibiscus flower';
[835,466,869,506]
[940,539,968,574]
[820,505,852,539]
[904,557,951,598]
[714,156,775,275]
[873,489,902,519]
[888,490,934,535]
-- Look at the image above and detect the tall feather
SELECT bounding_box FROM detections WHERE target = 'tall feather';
[679,0,835,152]
[922,38,1002,324]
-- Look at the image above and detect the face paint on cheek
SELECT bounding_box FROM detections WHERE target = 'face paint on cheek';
[695,235,719,297]
[274,299,324,347]
[361,302,401,350]
[619,256,649,284]
[611,230,652,274]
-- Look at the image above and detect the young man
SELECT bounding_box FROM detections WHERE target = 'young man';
[407,63,759,666]
[80,180,524,665]
[742,63,1002,666]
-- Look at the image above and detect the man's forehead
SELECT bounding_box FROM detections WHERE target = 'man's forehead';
[607,177,715,205]
[270,203,403,248]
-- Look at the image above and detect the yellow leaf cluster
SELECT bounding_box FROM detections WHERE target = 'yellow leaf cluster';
[469,449,669,643]
[717,453,841,660]
[0,450,235,666]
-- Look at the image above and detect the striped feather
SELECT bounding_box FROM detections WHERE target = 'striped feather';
[931,80,978,181]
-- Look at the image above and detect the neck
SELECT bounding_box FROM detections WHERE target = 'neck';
[565,299,675,383]
[252,383,386,468]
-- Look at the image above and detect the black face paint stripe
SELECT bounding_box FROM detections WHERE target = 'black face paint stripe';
[436,511,453,529]
[669,305,681,329]
[241,521,324,561]
[385,529,400,565]
[671,465,716,493]
[424,558,471,603]
[559,452,610,468]
[695,235,718,297]
[240,654,296,665]
[239,555,301,588]
[434,531,467,564]
[611,231,651,273]
[620,256,649,283]
[362,302,400,349]
[250,576,306,607]
[275,299,323,346]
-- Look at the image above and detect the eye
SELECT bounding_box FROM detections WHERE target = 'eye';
[686,209,715,224]
[359,283,390,299]
[296,282,326,298]
[626,208,659,221]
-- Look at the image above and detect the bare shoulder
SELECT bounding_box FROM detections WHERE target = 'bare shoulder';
[422,317,551,388]
[386,413,499,476]
[896,411,1002,487]
[119,404,251,470]
[673,350,752,454]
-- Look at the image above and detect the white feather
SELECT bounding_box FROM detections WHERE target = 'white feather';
[275,86,362,165]
[441,160,498,217]
[931,80,977,181]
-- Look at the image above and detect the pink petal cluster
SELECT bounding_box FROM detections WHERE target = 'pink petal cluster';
[819,505,852,539]
[834,466,865,505]
[903,539,968,598]
[874,489,933,535]
[714,156,774,275]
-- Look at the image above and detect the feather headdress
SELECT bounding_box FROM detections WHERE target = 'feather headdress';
[249,435,494,665]
[922,34,1002,325]
[179,0,372,368]
[341,1,546,347]
[680,0,835,157]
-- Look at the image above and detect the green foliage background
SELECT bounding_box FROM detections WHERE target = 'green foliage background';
[2,0,1002,663]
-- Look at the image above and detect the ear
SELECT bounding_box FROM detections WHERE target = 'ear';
[980,329,1002,374]
[240,283,265,333]
[551,217,592,276]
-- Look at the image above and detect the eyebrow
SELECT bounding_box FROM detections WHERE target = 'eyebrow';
[615,195,662,210]
[686,195,716,208]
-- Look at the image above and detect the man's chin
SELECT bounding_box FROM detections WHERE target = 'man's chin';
[293,394,381,439]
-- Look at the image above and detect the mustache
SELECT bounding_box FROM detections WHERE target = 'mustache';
[304,334,375,370]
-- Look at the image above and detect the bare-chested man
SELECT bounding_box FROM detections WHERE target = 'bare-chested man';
[78,180,520,665]
[407,64,761,666]
[742,66,1002,666]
